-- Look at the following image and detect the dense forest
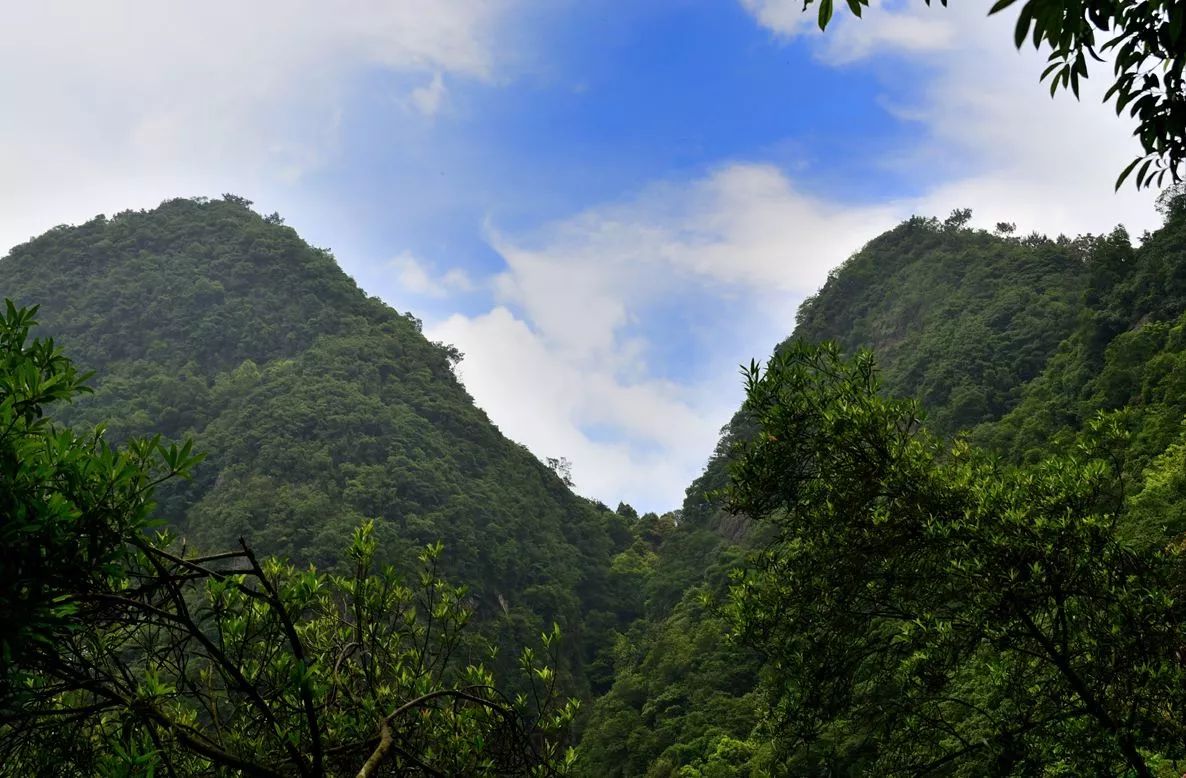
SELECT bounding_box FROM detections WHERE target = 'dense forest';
[0,198,653,698]
[579,196,1186,775]
[6,192,1186,774]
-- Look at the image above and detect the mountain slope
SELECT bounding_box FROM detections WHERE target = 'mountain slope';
[0,196,633,692]
[794,215,1089,436]
[578,214,1109,775]
[974,202,1186,465]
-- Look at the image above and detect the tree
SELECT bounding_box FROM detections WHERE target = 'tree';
[943,208,973,230]
[724,342,1186,775]
[0,300,201,680]
[810,0,1186,188]
[546,457,575,488]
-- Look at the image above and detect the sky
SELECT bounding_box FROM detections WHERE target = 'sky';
[0,0,1162,513]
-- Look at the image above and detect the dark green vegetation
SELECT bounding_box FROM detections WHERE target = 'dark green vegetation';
[10,194,1186,775]
[0,197,637,701]
[578,215,1100,775]
[0,300,199,678]
[726,343,1186,774]
[794,214,1088,437]
[0,301,575,775]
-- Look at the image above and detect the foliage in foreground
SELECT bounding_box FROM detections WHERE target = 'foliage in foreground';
[726,342,1186,775]
[0,299,199,680]
[5,525,577,777]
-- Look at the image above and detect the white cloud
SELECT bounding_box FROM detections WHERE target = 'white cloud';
[0,1,513,253]
[430,308,720,510]
[740,0,1160,236]
[391,251,475,298]
[747,0,956,58]
[817,8,956,63]
[489,164,900,357]
[896,5,1158,236]
[796,0,964,57]
[433,163,899,511]
[739,0,820,38]
[410,73,449,117]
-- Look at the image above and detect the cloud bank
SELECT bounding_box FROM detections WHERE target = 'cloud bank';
[745,0,1158,233]
[0,0,513,252]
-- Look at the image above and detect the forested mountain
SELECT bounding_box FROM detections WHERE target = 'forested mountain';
[0,196,637,695]
[794,215,1088,436]
[10,194,1186,775]
[579,206,1186,775]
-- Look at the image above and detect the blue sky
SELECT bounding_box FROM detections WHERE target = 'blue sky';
[1,0,1160,511]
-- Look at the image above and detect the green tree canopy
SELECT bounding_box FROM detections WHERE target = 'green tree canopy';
[4,523,578,777]
[725,342,1186,775]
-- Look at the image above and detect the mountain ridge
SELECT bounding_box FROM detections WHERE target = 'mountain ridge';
[0,195,637,696]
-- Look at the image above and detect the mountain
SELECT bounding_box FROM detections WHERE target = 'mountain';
[14,193,1186,774]
[578,212,1141,775]
[973,200,1186,465]
[794,214,1089,436]
[0,195,636,694]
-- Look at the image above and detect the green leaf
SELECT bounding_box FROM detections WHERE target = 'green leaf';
[1115,156,1142,189]
[818,0,834,30]
[1014,2,1033,48]
[1136,157,1154,188]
